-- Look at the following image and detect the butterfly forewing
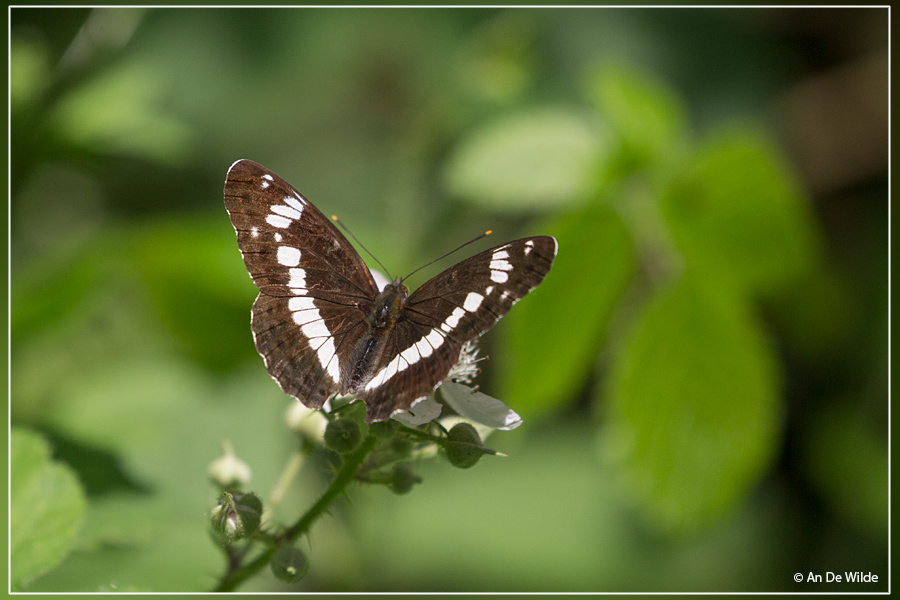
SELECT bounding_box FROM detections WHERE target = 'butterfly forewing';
[224,159,557,423]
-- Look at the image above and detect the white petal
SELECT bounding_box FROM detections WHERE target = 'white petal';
[439,381,523,430]
[391,395,442,426]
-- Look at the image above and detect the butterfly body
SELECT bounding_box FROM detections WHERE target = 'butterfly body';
[224,159,556,423]
[346,281,408,393]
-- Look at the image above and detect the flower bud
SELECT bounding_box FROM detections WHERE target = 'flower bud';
[271,545,309,583]
[390,436,414,457]
[388,462,422,495]
[444,423,487,469]
[324,418,362,454]
[208,441,251,490]
[285,401,328,441]
[369,419,400,438]
[210,491,262,543]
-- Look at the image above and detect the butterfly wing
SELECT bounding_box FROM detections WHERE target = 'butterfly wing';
[357,236,557,422]
[224,159,379,408]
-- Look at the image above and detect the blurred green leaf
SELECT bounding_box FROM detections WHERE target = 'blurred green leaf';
[47,60,193,164]
[802,402,887,538]
[500,202,634,417]
[10,34,51,109]
[457,13,538,103]
[11,428,87,590]
[443,108,606,210]
[127,216,257,372]
[587,63,686,171]
[661,128,819,297]
[601,276,781,531]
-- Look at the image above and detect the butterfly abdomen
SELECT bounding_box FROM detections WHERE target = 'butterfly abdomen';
[344,282,409,393]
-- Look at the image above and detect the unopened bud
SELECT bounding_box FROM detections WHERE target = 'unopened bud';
[210,491,262,543]
[208,441,251,490]
[444,423,488,469]
[271,545,309,583]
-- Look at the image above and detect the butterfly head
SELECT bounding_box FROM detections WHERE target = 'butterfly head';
[370,281,409,330]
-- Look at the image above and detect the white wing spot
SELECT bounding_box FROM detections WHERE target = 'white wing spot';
[271,204,303,221]
[400,343,422,366]
[266,214,291,228]
[524,240,534,255]
[262,174,274,181]
[288,267,306,289]
[463,291,484,312]
[261,180,270,189]
[250,226,259,238]
[277,246,302,267]
[286,296,340,382]
[366,328,447,392]
[424,329,444,350]
[490,258,513,271]
[301,317,330,339]
[493,250,510,260]
[291,309,320,326]
[366,354,403,391]
[274,233,282,242]
[312,336,341,383]
[415,329,443,358]
[500,290,511,301]
[491,270,509,283]
[441,307,466,332]
[289,296,317,312]
[284,196,305,213]
[485,286,494,295]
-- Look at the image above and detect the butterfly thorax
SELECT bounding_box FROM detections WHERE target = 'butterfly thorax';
[370,281,409,330]
[343,281,409,393]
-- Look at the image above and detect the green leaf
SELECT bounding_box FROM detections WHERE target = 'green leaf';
[443,108,606,210]
[802,402,887,538]
[11,428,87,590]
[587,63,686,170]
[661,128,819,297]
[500,203,634,416]
[600,277,781,531]
[47,58,193,165]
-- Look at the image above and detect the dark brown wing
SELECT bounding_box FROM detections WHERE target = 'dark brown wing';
[356,236,557,422]
[224,159,379,408]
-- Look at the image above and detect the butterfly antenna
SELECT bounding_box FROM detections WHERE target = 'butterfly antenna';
[401,230,492,284]
[331,215,393,280]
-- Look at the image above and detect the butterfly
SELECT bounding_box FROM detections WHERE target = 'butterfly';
[224,159,556,423]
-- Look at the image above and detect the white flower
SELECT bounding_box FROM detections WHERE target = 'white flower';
[438,381,522,431]
[391,339,523,431]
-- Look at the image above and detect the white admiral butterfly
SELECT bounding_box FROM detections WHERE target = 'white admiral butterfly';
[224,160,556,423]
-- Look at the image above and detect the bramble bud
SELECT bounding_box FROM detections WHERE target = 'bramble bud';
[388,462,422,495]
[324,418,362,454]
[390,436,414,457]
[369,419,400,438]
[271,545,309,583]
[285,402,328,441]
[208,441,251,490]
[210,491,262,543]
[444,423,487,469]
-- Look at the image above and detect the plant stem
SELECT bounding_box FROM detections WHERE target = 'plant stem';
[212,435,377,592]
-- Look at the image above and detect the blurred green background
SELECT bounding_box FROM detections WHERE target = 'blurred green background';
[10,7,888,593]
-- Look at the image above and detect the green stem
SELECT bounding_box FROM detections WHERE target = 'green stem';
[213,435,377,592]
[400,425,444,445]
